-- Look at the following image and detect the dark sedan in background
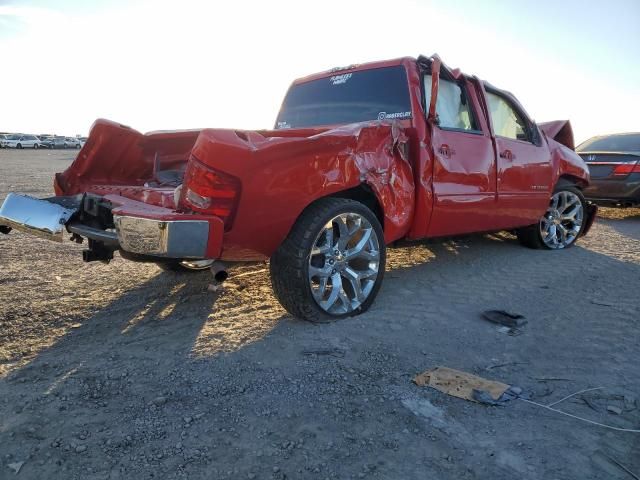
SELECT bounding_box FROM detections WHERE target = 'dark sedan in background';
[578,133,640,207]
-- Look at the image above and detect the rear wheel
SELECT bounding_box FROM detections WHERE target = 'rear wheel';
[270,198,386,322]
[517,186,586,249]
[156,259,215,272]
[16,143,22,149]
[34,143,39,149]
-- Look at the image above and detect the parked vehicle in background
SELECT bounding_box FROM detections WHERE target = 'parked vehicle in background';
[65,137,82,149]
[4,134,43,149]
[578,133,640,207]
[0,134,9,148]
[0,55,596,321]
[39,137,55,149]
[50,137,67,149]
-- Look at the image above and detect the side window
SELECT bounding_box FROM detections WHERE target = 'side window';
[423,74,477,131]
[486,92,530,142]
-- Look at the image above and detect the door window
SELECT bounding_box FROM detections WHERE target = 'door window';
[423,75,478,131]
[486,92,530,142]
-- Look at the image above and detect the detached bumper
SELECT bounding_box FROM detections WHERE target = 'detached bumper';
[0,193,224,260]
[0,193,75,242]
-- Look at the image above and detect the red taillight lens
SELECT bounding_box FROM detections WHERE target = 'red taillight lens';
[180,158,240,230]
[612,163,640,175]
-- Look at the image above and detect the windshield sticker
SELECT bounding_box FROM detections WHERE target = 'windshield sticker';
[329,73,352,85]
[377,111,411,121]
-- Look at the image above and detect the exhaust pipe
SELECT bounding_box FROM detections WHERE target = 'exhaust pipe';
[210,261,229,283]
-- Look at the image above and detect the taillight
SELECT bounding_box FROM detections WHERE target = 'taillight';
[612,163,640,176]
[180,158,240,230]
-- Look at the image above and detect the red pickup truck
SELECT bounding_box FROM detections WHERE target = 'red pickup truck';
[0,55,595,321]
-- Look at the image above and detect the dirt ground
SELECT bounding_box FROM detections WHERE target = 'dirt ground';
[0,149,638,480]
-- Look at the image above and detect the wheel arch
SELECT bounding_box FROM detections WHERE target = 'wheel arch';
[326,184,384,229]
[556,174,588,190]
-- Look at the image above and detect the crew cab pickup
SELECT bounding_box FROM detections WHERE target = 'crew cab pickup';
[0,55,596,321]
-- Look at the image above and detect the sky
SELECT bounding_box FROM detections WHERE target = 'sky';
[0,0,638,143]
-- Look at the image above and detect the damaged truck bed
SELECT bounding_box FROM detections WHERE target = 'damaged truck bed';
[0,55,596,321]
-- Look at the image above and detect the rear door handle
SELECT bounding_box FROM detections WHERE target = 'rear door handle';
[438,144,456,158]
[500,149,516,161]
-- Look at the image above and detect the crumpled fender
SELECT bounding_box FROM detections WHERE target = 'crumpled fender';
[538,120,574,150]
[546,135,590,189]
[190,122,415,260]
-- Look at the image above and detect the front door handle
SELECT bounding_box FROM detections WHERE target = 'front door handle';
[500,149,516,161]
[438,144,456,158]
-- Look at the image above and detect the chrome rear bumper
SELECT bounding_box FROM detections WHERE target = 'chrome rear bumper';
[0,193,211,259]
[113,215,209,258]
[0,193,76,242]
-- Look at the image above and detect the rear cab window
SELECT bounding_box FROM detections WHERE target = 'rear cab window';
[276,65,412,129]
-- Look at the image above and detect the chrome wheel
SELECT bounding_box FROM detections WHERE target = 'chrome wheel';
[308,213,381,315]
[179,259,215,270]
[540,190,583,249]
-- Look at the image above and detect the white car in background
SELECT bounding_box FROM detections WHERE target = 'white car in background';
[64,137,82,149]
[0,134,9,148]
[4,134,43,149]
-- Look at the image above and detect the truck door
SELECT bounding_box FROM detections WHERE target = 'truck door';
[424,65,498,237]
[484,89,551,227]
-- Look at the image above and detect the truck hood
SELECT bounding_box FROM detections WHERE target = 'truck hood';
[538,120,575,150]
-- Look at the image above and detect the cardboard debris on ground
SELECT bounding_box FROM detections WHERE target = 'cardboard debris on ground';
[414,366,510,402]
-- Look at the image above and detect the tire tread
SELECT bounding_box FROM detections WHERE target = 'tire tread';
[270,198,385,322]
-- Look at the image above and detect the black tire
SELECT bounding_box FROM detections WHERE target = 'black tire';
[76,144,81,149]
[16,143,22,149]
[34,143,39,149]
[517,185,587,249]
[270,197,386,322]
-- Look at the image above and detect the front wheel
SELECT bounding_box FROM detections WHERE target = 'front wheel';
[270,198,386,322]
[517,186,586,249]
[34,143,39,149]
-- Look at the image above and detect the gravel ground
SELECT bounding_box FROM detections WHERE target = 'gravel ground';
[0,149,639,479]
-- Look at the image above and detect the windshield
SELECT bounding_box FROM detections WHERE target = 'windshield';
[577,133,640,153]
[275,65,412,129]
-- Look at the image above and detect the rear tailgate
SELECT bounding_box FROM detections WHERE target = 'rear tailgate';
[579,152,640,179]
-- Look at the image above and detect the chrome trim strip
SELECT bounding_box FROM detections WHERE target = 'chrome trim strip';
[113,215,209,258]
[0,193,77,242]
[586,161,633,165]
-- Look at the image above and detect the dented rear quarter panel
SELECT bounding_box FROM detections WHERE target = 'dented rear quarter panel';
[191,122,415,260]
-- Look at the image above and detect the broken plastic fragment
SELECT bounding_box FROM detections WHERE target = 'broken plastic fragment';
[482,310,527,329]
